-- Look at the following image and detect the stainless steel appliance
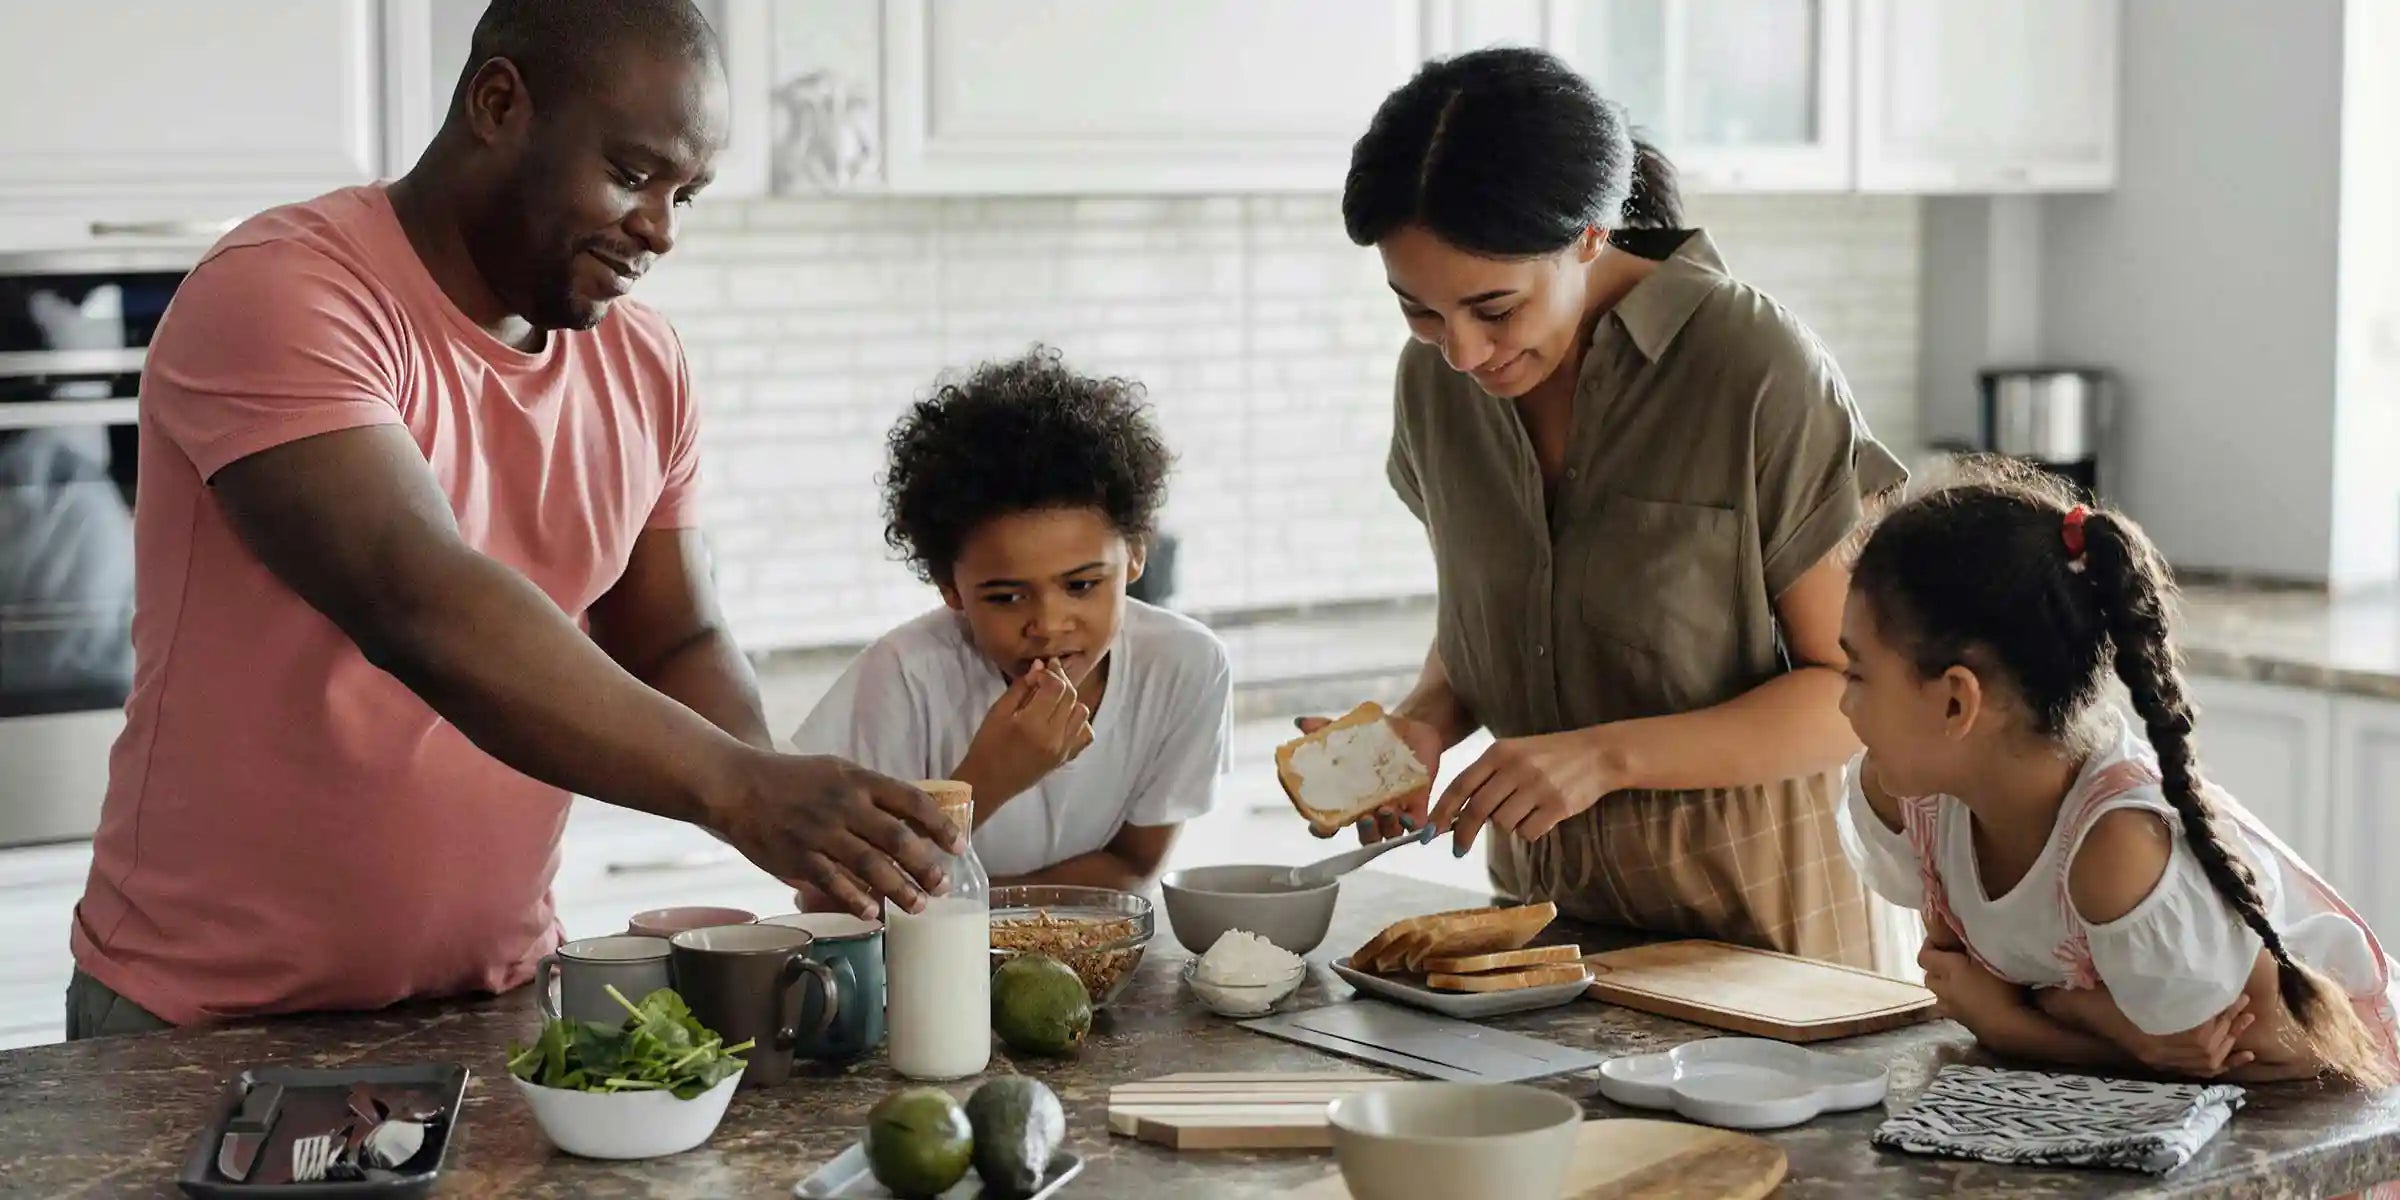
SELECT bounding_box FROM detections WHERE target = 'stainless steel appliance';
[1976,367,2114,498]
[1,245,198,846]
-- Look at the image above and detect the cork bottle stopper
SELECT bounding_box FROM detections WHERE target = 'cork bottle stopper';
[916,779,974,841]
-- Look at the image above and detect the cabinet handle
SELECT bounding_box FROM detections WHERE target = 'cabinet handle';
[88,219,236,240]
[604,848,743,875]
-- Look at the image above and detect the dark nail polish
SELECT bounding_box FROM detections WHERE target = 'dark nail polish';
[1453,840,1469,858]
[1399,816,1417,831]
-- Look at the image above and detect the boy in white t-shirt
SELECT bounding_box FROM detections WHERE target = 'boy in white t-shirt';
[789,348,1231,893]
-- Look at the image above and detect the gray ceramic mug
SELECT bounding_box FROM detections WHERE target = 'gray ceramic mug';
[758,912,885,1060]
[537,935,674,1024]
[670,924,841,1087]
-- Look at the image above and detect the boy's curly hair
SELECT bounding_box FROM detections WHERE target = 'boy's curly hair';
[882,346,1173,586]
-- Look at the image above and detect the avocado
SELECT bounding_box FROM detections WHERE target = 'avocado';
[863,1087,973,1199]
[966,1076,1066,1195]
[991,954,1092,1057]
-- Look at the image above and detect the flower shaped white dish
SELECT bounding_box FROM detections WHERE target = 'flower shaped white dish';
[1597,1038,1887,1130]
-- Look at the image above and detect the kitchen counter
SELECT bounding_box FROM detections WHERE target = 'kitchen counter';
[2174,579,2400,702]
[6,872,2398,1199]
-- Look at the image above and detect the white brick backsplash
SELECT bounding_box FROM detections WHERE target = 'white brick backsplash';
[648,192,1922,651]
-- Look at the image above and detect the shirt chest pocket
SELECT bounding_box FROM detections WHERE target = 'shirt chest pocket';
[1574,493,1742,712]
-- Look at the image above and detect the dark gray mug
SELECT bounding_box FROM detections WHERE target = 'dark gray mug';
[669,924,840,1087]
[758,912,885,1060]
[537,935,673,1024]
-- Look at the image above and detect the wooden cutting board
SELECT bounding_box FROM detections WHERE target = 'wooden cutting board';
[1295,1119,1787,1199]
[1582,939,1936,1042]
[1107,1072,1395,1150]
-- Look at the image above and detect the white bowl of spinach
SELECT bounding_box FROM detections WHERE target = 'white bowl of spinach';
[506,985,752,1159]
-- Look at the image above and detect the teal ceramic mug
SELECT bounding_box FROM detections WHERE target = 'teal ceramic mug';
[757,912,885,1060]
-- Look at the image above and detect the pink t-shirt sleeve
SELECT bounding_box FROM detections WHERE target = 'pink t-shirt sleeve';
[144,241,404,480]
[644,326,703,530]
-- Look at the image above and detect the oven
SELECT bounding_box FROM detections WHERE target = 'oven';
[0,246,195,847]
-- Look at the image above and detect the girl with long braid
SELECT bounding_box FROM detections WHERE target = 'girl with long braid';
[1835,458,2397,1087]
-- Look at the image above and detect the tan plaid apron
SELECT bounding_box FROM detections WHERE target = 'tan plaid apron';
[1486,772,1873,967]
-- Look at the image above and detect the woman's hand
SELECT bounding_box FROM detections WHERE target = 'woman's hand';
[1918,945,2034,1039]
[1429,728,1621,855]
[2035,985,2260,1079]
[1295,711,1447,843]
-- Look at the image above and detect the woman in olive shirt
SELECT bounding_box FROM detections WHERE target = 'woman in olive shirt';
[1323,47,1906,966]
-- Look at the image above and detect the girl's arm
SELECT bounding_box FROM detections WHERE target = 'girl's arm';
[1920,945,2129,1067]
[995,822,1178,892]
[2057,809,2307,1078]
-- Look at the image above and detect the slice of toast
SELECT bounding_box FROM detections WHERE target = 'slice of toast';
[1395,902,1558,973]
[1418,943,1583,975]
[1347,906,1506,974]
[1425,963,1592,993]
[1276,702,1432,838]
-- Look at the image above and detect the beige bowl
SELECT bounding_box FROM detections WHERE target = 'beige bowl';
[1158,865,1338,956]
[1328,1083,1582,1200]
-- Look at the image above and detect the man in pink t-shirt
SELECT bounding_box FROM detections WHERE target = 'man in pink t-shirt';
[67,0,959,1037]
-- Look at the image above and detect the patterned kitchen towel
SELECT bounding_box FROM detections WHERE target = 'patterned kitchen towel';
[1873,1065,2245,1175]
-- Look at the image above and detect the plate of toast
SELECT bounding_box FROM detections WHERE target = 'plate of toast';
[1331,902,1592,1019]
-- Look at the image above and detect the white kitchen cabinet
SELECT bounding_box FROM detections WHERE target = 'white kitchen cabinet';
[0,1,381,220]
[1544,0,1856,192]
[2331,696,2400,948]
[383,0,775,198]
[0,841,96,1050]
[879,0,1437,194]
[1855,0,2119,192]
[2186,675,2336,870]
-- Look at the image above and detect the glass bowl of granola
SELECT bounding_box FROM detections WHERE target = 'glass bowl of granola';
[988,886,1155,1009]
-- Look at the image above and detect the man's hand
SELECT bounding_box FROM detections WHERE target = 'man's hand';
[711,753,963,920]
[954,659,1092,812]
[1295,710,1445,844]
[2035,985,2260,1079]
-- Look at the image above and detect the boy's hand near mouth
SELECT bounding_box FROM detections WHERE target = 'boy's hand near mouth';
[954,656,1095,821]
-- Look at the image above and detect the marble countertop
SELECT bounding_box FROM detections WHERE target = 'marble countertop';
[2174,580,2400,702]
[6,873,2397,1199]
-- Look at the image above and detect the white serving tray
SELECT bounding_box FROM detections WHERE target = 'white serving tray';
[793,1143,1082,1198]
[1328,960,1591,1019]
[1597,1037,1887,1130]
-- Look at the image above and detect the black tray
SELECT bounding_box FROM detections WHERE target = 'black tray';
[176,1063,471,1199]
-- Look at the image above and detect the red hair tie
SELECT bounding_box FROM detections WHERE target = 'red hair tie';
[2062,505,2091,569]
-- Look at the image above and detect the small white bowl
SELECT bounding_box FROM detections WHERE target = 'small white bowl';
[1328,1082,1581,1200]
[1181,959,1306,1017]
[513,1073,739,1159]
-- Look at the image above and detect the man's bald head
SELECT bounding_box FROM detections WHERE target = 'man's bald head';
[452,0,723,118]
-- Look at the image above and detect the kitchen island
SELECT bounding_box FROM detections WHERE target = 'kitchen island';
[5,872,2397,1199]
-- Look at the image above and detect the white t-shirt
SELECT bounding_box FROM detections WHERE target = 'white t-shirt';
[1837,718,2392,1036]
[788,599,1232,879]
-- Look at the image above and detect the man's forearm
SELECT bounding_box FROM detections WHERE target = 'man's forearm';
[361,551,753,827]
[636,626,775,751]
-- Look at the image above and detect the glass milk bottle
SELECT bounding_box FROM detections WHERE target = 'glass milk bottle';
[884,779,992,1080]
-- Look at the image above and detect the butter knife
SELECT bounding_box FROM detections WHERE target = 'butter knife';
[1282,822,1437,890]
[216,1081,284,1182]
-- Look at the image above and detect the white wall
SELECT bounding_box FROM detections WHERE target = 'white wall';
[2035,0,2346,581]
[2332,0,2400,591]
[645,193,1924,652]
